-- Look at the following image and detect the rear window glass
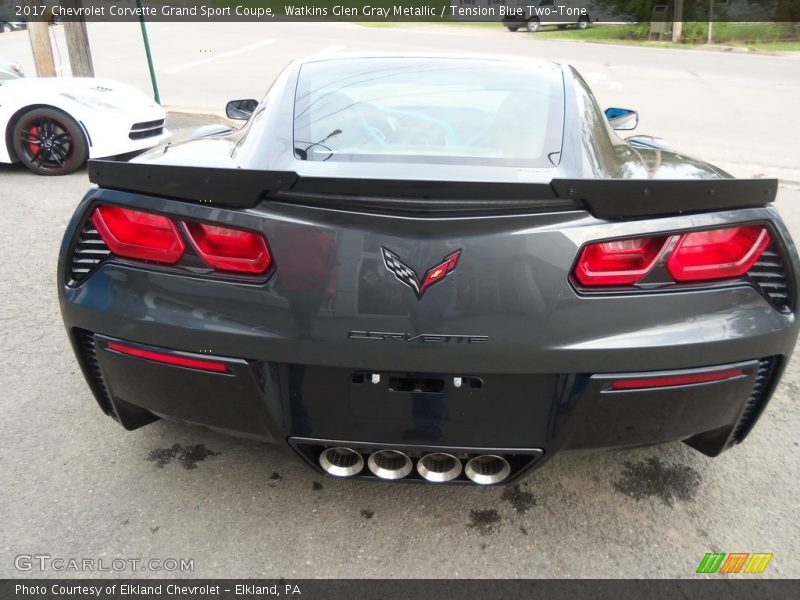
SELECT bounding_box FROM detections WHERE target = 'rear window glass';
[293,58,564,167]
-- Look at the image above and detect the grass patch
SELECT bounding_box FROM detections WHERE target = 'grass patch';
[355,21,800,51]
[357,21,800,52]
[745,40,800,51]
[536,22,800,48]
[533,24,642,40]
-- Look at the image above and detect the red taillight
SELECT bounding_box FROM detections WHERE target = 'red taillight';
[666,226,770,282]
[183,222,271,274]
[574,236,669,286]
[89,205,272,276]
[574,225,772,287]
[610,368,743,390]
[106,341,228,373]
[92,206,184,264]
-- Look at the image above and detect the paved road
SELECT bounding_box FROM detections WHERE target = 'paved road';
[1,26,799,579]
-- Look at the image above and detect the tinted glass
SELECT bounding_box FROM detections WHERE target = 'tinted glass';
[294,58,564,166]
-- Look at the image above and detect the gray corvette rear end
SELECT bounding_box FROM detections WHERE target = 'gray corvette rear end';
[58,56,799,485]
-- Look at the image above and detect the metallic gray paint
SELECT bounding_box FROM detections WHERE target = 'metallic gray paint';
[59,56,800,480]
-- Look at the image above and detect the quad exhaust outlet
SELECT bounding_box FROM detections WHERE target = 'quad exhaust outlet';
[367,450,413,480]
[306,441,524,484]
[465,455,511,485]
[318,447,364,477]
[416,452,462,483]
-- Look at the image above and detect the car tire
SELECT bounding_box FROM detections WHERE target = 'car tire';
[577,17,590,30]
[12,107,88,175]
[506,26,519,32]
[1,23,13,33]
[526,18,540,33]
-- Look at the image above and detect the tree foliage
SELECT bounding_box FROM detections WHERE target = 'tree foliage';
[591,0,784,22]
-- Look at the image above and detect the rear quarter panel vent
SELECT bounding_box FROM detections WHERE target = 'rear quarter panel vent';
[69,218,110,285]
[728,356,781,448]
[74,329,117,420]
[748,242,794,312]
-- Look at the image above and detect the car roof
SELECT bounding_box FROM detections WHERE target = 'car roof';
[295,52,561,70]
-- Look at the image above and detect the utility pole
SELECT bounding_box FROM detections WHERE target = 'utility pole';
[63,1,95,77]
[672,0,684,43]
[707,0,715,45]
[136,0,161,104]
[28,21,56,77]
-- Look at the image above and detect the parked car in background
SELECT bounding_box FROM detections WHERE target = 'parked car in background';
[503,0,593,32]
[0,57,24,79]
[0,20,26,33]
[1,0,27,31]
[0,77,168,175]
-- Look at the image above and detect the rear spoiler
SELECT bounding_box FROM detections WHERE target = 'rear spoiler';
[87,160,778,220]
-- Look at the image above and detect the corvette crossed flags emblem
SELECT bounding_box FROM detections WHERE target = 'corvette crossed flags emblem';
[381,247,462,300]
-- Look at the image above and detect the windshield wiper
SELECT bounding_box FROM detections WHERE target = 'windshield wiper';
[294,129,342,160]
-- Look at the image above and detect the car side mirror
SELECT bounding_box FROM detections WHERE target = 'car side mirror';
[605,107,639,131]
[226,99,258,120]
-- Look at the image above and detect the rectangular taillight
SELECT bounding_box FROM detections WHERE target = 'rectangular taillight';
[90,205,271,275]
[92,205,184,264]
[574,226,771,287]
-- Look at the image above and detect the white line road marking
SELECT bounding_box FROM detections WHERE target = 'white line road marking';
[585,72,608,81]
[164,39,275,74]
[586,71,623,89]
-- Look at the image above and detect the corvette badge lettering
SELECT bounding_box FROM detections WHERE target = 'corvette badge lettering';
[348,331,488,344]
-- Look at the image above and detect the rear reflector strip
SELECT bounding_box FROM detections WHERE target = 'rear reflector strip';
[106,341,228,373]
[611,368,744,390]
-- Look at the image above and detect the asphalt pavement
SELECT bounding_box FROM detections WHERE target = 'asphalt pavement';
[1,24,799,579]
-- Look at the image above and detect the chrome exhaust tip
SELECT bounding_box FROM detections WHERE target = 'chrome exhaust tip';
[465,455,511,485]
[417,453,462,483]
[367,450,413,480]
[319,447,364,477]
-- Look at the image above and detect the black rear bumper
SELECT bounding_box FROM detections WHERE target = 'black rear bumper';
[69,328,783,482]
[59,189,799,484]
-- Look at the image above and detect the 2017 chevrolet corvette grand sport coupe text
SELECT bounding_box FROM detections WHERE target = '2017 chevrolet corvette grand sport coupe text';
[58,55,799,485]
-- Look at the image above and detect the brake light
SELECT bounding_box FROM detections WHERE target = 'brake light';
[92,206,184,264]
[183,222,271,274]
[666,226,770,282]
[574,236,669,286]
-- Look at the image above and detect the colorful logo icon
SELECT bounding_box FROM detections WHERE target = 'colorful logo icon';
[696,552,773,574]
[381,248,461,300]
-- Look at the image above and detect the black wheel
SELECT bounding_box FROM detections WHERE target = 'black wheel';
[526,18,540,33]
[506,26,519,32]
[1,23,13,33]
[12,107,88,175]
[557,24,567,30]
[577,16,590,30]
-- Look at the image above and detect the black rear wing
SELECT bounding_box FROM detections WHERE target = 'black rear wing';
[87,160,778,220]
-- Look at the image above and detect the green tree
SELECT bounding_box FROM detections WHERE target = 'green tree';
[591,0,710,22]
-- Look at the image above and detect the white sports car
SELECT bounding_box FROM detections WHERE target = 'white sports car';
[1,76,169,175]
